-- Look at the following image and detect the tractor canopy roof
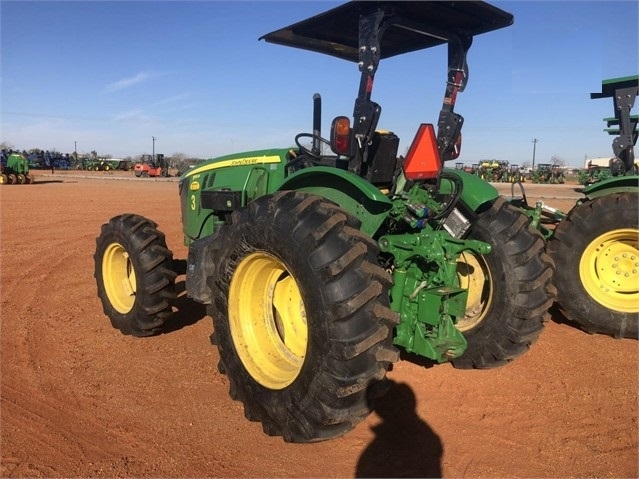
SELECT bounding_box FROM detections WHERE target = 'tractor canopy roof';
[260,1,513,61]
[590,75,639,99]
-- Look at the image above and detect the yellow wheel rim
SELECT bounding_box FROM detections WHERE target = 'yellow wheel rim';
[580,228,639,313]
[456,251,493,331]
[228,252,307,390]
[102,243,137,314]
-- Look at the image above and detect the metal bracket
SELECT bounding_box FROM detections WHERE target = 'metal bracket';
[436,35,472,163]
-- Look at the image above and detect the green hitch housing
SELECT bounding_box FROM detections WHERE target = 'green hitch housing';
[379,229,491,363]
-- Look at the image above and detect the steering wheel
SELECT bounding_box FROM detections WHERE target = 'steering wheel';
[294,133,332,161]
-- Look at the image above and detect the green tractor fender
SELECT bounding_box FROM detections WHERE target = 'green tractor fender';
[439,167,500,212]
[277,167,502,236]
[277,166,393,237]
[581,174,639,200]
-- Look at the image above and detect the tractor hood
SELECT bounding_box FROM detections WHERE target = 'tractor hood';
[260,1,513,61]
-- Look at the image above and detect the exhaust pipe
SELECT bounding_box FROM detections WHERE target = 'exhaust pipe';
[312,93,321,156]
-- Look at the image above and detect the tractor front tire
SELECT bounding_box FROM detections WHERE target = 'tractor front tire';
[208,191,399,443]
[94,214,177,336]
[452,197,555,369]
[547,193,638,338]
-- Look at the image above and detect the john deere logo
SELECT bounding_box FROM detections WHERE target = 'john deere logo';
[190,180,200,191]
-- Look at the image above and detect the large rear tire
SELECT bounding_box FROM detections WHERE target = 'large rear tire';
[94,214,176,336]
[452,197,555,369]
[208,191,399,443]
[547,193,638,338]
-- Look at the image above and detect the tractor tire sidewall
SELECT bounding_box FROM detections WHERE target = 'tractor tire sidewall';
[94,214,176,336]
[547,193,639,338]
[452,197,554,369]
[208,191,398,442]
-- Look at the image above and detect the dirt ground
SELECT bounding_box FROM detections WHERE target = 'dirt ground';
[1,171,637,478]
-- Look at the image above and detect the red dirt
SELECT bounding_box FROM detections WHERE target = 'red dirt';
[1,172,637,478]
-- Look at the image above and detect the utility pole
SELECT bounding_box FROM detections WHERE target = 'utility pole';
[531,138,538,170]
[152,136,156,162]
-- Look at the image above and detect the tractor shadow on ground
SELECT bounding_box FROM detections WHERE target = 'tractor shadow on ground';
[356,379,443,478]
[20,180,67,185]
[397,350,438,369]
[547,303,590,335]
[162,280,208,333]
[162,260,208,333]
[548,303,571,328]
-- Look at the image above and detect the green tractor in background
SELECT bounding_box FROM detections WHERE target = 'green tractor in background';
[512,74,638,338]
[531,163,565,184]
[507,163,523,182]
[1,151,32,184]
[578,162,612,185]
[94,1,636,443]
[477,159,509,182]
[545,75,638,337]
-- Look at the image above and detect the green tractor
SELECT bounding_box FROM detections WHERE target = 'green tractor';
[513,75,638,338]
[0,151,32,184]
[95,1,598,443]
[477,159,506,181]
[578,163,612,185]
[507,164,523,182]
[531,163,565,184]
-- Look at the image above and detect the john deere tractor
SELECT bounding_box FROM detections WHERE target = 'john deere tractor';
[544,75,638,338]
[95,1,556,442]
[0,151,32,184]
[509,75,638,340]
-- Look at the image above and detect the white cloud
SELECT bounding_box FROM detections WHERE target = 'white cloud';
[154,92,191,106]
[103,72,154,93]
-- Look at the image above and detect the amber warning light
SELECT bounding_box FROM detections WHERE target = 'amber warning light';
[330,116,352,156]
[402,124,441,180]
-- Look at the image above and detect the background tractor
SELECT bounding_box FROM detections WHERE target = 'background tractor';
[507,164,523,182]
[546,75,638,337]
[1,151,32,184]
[513,75,638,338]
[477,159,509,182]
[133,154,169,177]
[96,1,617,444]
[579,161,612,185]
[531,163,565,184]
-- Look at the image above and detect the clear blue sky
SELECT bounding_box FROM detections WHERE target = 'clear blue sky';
[1,1,637,167]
